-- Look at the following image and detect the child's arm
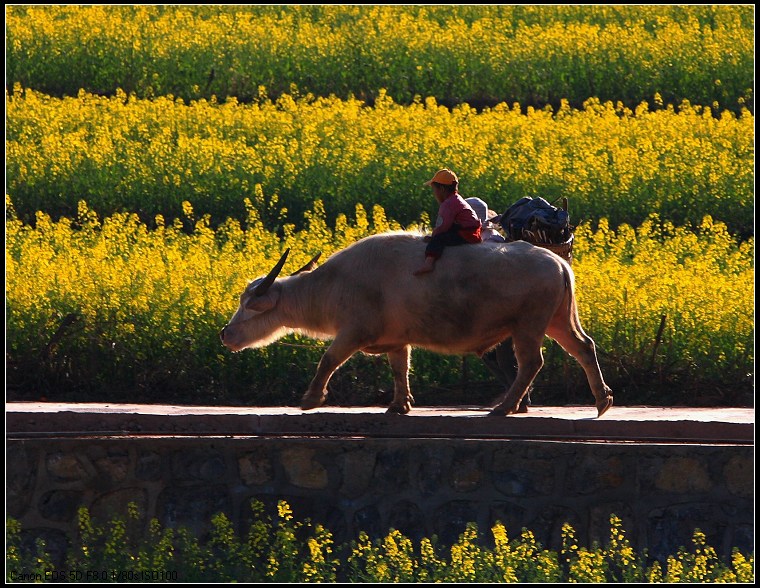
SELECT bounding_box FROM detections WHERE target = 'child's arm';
[431,201,456,236]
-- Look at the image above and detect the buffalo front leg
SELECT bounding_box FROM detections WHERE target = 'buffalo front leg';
[386,345,413,414]
[300,337,359,410]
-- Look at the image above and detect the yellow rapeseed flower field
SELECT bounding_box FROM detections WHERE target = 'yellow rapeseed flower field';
[5,195,753,405]
[4,5,754,406]
[6,88,754,236]
[7,6,753,110]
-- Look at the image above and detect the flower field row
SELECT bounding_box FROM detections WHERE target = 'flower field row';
[6,197,753,406]
[6,5,753,112]
[6,502,754,583]
[6,87,754,237]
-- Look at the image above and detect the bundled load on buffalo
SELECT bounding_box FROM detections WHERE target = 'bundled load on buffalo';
[493,197,574,264]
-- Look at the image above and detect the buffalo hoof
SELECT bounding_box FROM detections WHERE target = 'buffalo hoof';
[488,399,525,415]
[386,403,411,415]
[300,393,326,410]
[596,396,613,418]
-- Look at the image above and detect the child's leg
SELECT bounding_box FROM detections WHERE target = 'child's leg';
[414,233,449,275]
[414,228,471,275]
[413,255,437,275]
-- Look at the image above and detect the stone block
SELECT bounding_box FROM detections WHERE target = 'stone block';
[492,457,555,497]
[449,450,483,492]
[45,452,91,483]
[38,490,84,522]
[413,445,451,496]
[371,448,409,493]
[94,451,131,484]
[238,449,275,486]
[281,447,328,489]
[136,451,163,481]
[723,455,752,498]
[338,448,376,497]
[7,446,38,518]
[566,454,626,495]
[655,457,711,493]
[171,449,227,482]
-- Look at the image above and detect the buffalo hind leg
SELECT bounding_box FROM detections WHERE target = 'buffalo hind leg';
[548,324,613,417]
[301,337,359,410]
[489,334,544,416]
[386,346,413,414]
[482,339,532,412]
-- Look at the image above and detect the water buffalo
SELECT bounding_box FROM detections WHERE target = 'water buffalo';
[220,232,613,417]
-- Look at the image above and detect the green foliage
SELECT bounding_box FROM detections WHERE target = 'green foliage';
[6,506,754,583]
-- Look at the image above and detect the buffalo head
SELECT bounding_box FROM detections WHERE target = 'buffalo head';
[220,249,321,351]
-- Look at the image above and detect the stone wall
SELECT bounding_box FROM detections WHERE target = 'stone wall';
[6,435,753,567]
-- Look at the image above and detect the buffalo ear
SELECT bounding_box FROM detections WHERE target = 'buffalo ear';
[245,288,279,312]
[291,252,322,276]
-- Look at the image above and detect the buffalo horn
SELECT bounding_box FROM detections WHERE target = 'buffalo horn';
[291,252,322,276]
[253,248,290,296]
